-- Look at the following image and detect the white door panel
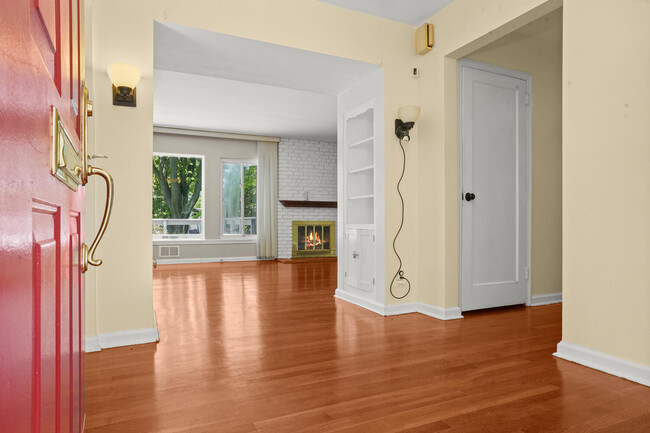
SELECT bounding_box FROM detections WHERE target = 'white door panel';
[460,61,530,312]
[345,230,358,288]
[357,229,375,292]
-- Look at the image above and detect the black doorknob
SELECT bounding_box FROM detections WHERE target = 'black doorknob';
[465,192,476,201]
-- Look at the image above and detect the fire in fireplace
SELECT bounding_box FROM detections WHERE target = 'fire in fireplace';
[292,221,336,257]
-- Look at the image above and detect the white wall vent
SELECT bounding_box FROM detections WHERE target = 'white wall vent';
[159,245,180,258]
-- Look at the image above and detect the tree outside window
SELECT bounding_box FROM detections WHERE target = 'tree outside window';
[152,154,204,238]
[223,161,257,235]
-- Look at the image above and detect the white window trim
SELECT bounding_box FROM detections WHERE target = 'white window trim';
[153,238,256,246]
[221,158,257,239]
[153,152,206,241]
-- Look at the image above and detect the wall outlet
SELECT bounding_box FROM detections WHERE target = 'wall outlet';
[395,278,408,288]
[411,66,419,77]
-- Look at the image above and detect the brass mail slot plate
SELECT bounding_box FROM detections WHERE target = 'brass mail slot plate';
[51,106,82,190]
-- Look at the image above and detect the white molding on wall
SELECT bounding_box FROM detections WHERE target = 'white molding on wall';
[418,304,464,320]
[383,302,419,316]
[530,292,563,306]
[554,341,650,387]
[335,290,464,321]
[85,336,101,353]
[85,328,160,353]
[154,125,280,143]
[153,238,256,246]
[156,256,259,265]
[334,289,386,315]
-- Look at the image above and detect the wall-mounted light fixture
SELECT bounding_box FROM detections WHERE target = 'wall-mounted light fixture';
[394,106,421,141]
[390,105,422,300]
[107,63,141,107]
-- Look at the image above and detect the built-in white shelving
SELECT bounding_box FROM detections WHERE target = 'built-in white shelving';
[345,106,374,226]
[348,165,374,175]
[348,194,374,200]
[337,69,385,312]
[348,136,374,149]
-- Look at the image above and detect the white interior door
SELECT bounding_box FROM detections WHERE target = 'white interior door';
[460,60,531,312]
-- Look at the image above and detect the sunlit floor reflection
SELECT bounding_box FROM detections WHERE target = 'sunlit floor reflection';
[84,260,650,433]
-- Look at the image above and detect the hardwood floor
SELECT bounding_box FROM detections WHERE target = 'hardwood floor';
[85,260,650,432]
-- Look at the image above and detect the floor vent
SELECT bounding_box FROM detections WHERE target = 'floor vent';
[159,245,180,258]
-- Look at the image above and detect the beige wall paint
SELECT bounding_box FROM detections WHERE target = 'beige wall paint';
[562,0,650,366]
[85,0,421,337]
[466,8,563,296]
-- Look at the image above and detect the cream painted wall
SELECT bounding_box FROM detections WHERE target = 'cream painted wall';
[466,8,563,296]
[562,0,650,366]
[85,0,421,337]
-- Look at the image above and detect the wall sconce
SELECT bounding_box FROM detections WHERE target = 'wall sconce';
[394,106,421,141]
[107,63,141,107]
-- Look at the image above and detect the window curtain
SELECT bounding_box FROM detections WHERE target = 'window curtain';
[256,141,278,259]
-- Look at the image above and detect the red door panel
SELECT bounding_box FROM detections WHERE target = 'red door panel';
[0,0,86,431]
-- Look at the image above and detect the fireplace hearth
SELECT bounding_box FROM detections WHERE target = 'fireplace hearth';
[292,221,336,258]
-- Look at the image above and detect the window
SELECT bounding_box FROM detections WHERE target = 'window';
[222,161,257,236]
[152,153,204,239]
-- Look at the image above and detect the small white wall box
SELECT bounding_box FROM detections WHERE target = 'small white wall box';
[415,23,434,55]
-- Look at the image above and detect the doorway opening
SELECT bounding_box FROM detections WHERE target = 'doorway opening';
[456,7,563,312]
[151,22,380,268]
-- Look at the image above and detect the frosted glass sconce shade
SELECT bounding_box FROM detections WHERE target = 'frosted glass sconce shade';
[398,106,421,123]
[107,63,141,107]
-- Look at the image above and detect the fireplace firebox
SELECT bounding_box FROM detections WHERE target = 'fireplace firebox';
[292,220,336,258]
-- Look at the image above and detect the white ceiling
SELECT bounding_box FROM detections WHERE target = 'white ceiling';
[154,69,337,142]
[153,22,379,141]
[314,0,455,26]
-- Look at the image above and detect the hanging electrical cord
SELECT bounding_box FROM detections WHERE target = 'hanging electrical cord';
[390,137,411,299]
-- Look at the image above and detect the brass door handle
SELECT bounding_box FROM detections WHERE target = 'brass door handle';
[81,165,114,273]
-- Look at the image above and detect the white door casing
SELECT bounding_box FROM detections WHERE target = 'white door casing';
[459,59,531,312]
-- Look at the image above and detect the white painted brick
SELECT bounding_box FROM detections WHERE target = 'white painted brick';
[277,138,338,258]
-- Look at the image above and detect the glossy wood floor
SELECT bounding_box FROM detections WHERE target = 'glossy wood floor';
[86,260,650,432]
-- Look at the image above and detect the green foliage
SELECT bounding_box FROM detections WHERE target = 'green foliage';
[244,165,257,218]
[244,164,257,234]
[152,155,202,234]
[222,163,257,235]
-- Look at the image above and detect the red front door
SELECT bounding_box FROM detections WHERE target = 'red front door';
[0,0,86,431]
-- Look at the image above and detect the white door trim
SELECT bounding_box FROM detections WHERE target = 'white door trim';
[458,58,533,310]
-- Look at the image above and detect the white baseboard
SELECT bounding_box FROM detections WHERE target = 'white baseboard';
[85,336,101,353]
[335,289,463,321]
[334,289,387,315]
[384,302,419,316]
[554,341,650,387]
[85,328,160,353]
[157,256,259,265]
[531,292,562,306]
[417,303,464,320]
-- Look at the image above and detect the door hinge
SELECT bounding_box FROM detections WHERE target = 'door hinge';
[525,91,530,106]
[524,266,529,280]
[345,271,347,277]
[373,278,375,284]
[373,235,375,242]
